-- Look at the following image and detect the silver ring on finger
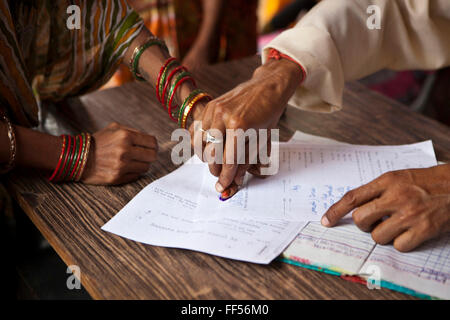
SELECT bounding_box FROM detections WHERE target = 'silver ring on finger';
[201,128,222,144]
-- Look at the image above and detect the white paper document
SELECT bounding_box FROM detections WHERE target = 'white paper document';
[282,132,449,299]
[284,220,450,299]
[102,161,306,264]
[102,129,444,281]
[196,140,437,222]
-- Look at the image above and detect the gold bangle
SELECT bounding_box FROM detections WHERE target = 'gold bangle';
[181,93,211,129]
[0,113,17,174]
[129,36,155,72]
[76,133,92,182]
[72,133,86,181]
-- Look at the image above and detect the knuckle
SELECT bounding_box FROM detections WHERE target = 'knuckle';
[219,174,234,186]
[370,231,381,244]
[228,115,243,130]
[112,159,125,171]
[325,206,338,221]
[379,171,395,183]
[390,170,405,179]
[115,146,129,160]
[106,175,118,184]
[420,217,437,234]
[115,148,127,160]
[117,129,131,141]
[352,210,364,227]
[209,166,220,177]
[342,190,357,206]
[113,171,124,181]
[371,230,387,245]
[393,240,409,253]
[401,201,424,219]
[212,101,225,114]
[401,205,417,218]
[381,170,407,184]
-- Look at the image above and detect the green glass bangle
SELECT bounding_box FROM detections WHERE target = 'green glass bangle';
[65,135,81,181]
[132,39,168,81]
[72,133,86,181]
[178,89,203,127]
[159,60,179,101]
[167,71,191,108]
[60,135,77,181]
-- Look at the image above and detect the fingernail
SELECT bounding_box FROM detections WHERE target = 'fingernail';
[215,182,224,193]
[220,189,231,201]
[235,176,244,186]
[321,215,330,227]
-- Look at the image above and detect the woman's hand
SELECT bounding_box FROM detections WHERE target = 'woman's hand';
[81,122,158,185]
[190,58,303,193]
[321,165,450,252]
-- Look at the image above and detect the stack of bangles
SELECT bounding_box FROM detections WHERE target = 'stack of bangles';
[129,36,212,129]
[48,133,92,183]
[0,113,17,174]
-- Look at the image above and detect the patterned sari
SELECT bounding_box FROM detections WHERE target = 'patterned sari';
[0,0,143,127]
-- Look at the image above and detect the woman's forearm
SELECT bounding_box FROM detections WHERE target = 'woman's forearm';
[123,28,206,121]
[197,0,224,50]
[0,121,61,171]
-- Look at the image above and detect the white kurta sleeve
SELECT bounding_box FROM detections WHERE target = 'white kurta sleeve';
[262,0,450,112]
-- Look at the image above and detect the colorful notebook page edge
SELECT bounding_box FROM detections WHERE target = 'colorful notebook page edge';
[278,256,437,300]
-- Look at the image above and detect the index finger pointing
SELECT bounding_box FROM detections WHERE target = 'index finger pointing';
[321,179,385,227]
[216,131,239,192]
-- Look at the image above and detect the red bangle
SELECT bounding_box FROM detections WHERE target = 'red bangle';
[68,134,84,180]
[167,76,196,122]
[156,57,177,103]
[161,66,186,107]
[55,135,73,182]
[61,135,77,181]
[48,135,67,182]
[268,48,306,84]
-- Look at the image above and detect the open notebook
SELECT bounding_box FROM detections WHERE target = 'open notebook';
[282,131,450,300]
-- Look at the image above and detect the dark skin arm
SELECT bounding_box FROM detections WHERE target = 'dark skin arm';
[182,0,224,72]
[126,28,206,121]
[0,122,61,171]
[0,117,158,185]
[1,27,205,184]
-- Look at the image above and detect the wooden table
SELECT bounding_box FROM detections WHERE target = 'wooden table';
[7,57,450,300]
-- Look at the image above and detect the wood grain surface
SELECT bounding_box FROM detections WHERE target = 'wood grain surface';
[6,56,450,300]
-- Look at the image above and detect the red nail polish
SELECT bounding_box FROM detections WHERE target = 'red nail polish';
[220,189,230,200]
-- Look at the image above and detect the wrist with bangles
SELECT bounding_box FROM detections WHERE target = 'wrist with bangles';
[0,112,17,174]
[129,36,212,129]
[0,111,91,182]
[48,132,92,183]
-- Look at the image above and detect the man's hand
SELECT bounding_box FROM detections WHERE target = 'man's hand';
[190,58,303,193]
[321,165,450,252]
